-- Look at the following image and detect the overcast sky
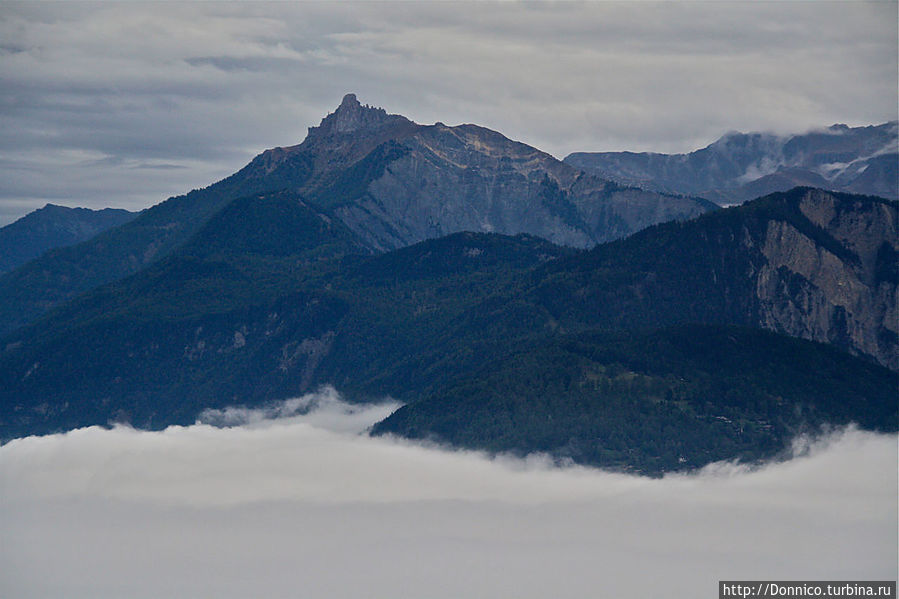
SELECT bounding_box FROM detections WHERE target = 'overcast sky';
[1,390,896,598]
[0,1,897,225]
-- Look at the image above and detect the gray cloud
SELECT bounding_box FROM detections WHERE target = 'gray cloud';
[0,2,896,224]
[1,389,896,598]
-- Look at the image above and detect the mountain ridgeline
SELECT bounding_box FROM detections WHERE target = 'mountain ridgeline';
[0,204,137,275]
[0,94,712,336]
[566,122,898,204]
[0,181,895,473]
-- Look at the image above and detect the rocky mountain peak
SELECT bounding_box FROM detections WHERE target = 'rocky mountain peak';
[311,93,409,136]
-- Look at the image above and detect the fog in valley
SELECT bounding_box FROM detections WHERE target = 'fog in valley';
[1,388,895,598]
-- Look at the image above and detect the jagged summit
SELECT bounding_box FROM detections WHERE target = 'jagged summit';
[309,93,413,137]
[289,93,421,172]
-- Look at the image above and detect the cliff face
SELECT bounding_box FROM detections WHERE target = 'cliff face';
[754,189,898,368]
[528,187,897,370]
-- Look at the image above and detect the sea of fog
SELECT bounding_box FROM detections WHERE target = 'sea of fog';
[1,386,896,598]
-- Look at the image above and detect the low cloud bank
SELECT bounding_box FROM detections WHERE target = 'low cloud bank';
[196,385,402,434]
[1,388,896,598]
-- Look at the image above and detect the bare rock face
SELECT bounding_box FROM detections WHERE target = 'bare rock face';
[324,93,391,134]
[753,189,898,368]
[331,123,599,249]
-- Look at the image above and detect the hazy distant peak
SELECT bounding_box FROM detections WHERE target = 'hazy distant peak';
[708,130,782,149]
[565,121,898,203]
[0,203,137,275]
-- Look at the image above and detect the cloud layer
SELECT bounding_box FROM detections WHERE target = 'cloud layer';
[1,389,896,598]
[1,2,896,224]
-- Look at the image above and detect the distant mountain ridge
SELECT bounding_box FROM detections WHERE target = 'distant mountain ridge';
[0,94,712,336]
[565,122,898,204]
[0,204,137,275]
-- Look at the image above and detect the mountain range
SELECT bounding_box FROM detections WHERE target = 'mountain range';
[0,96,895,474]
[565,122,898,204]
[0,94,712,337]
[0,186,895,473]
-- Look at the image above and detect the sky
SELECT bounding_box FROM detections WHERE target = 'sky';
[0,1,897,225]
[1,389,896,599]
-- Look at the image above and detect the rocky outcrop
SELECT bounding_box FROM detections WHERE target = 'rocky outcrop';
[754,189,898,368]
[531,187,897,369]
